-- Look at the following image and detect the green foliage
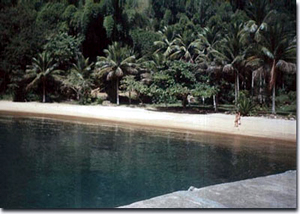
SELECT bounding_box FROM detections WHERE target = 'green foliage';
[149,85,176,106]
[276,90,296,106]
[44,32,83,67]
[79,95,92,105]
[163,9,173,25]
[150,61,209,107]
[36,3,67,32]
[120,75,136,92]
[25,51,63,102]
[0,4,44,73]
[130,29,161,56]
[192,83,218,99]
[0,0,296,114]
[287,91,296,102]
[96,97,104,104]
[62,54,94,101]
[103,15,115,38]
[121,75,148,103]
[94,42,137,104]
[237,91,256,116]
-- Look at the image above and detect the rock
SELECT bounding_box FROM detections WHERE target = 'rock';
[102,100,111,106]
[188,186,196,191]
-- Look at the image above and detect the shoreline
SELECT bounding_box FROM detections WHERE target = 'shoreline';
[0,101,296,142]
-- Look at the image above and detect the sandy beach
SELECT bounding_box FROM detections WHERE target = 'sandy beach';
[0,101,296,142]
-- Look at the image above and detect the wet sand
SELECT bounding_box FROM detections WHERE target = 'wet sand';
[0,101,296,142]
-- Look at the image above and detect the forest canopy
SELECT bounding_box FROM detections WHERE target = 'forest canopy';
[0,0,296,115]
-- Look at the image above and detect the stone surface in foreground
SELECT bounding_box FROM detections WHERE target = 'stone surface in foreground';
[119,170,296,208]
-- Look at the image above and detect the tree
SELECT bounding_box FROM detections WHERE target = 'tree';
[139,53,168,73]
[94,42,137,105]
[150,61,198,108]
[130,29,161,57]
[219,22,249,106]
[192,83,218,108]
[244,0,274,43]
[120,75,136,105]
[195,26,224,64]
[120,75,149,105]
[0,4,44,95]
[153,26,176,58]
[256,14,296,114]
[25,52,62,103]
[43,32,83,68]
[62,54,94,101]
[169,34,201,63]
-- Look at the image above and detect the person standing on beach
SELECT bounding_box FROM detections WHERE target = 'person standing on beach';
[234,112,241,127]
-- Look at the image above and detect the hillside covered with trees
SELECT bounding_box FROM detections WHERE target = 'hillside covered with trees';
[0,0,296,116]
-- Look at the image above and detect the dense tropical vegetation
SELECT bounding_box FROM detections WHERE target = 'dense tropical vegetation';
[0,0,296,116]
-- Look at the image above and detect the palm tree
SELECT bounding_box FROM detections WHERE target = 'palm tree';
[169,34,201,63]
[244,4,278,105]
[195,26,224,64]
[94,42,137,105]
[62,54,94,101]
[153,26,176,59]
[244,0,274,42]
[218,23,249,106]
[245,42,270,105]
[139,53,167,73]
[256,15,296,114]
[25,52,61,103]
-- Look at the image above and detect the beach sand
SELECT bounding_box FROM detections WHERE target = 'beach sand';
[0,101,296,142]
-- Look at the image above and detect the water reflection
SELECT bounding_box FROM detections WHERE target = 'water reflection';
[0,115,296,208]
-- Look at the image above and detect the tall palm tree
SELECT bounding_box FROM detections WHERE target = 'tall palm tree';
[244,0,273,40]
[94,42,137,105]
[218,23,249,106]
[62,54,94,101]
[25,52,61,103]
[256,15,296,114]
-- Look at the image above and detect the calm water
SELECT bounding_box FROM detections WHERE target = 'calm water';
[0,115,296,208]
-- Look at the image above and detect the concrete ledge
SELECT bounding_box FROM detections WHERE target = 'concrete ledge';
[119,170,296,208]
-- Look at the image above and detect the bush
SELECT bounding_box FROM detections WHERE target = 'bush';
[288,91,296,103]
[79,95,92,105]
[276,90,296,105]
[96,97,103,105]
[238,91,256,116]
[0,93,13,101]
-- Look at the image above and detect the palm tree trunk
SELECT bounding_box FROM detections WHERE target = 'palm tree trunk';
[263,77,266,103]
[272,84,276,114]
[77,92,80,101]
[213,94,217,112]
[237,70,239,98]
[251,71,255,97]
[116,78,119,105]
[235,71,238,106]
[270,59,276,114]
[259,71,263,105]
[129,91,131,105]
[42,78,46,103]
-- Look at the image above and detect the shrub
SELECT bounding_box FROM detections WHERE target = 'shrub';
[288,91,296,103]
[238,91,256,116]
[96,97,103,105]
[79,95,92,105]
